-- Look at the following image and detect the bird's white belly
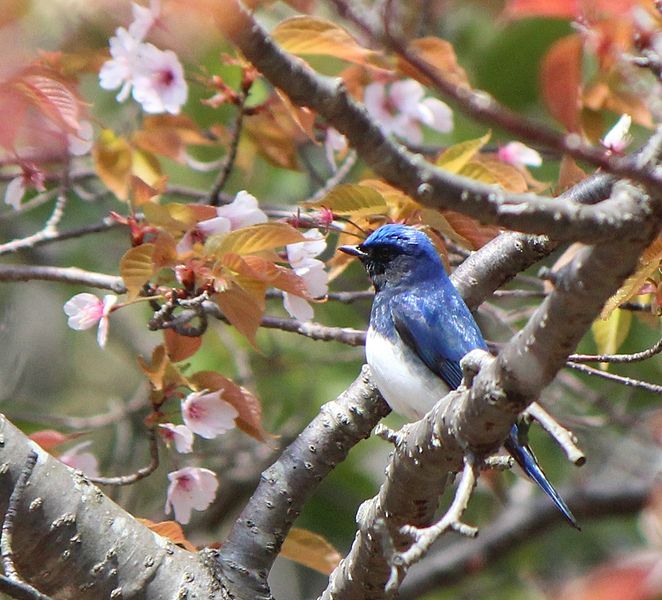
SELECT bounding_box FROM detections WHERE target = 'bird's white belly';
[366,327,450,420]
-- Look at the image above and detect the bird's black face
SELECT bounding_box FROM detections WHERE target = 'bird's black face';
[339,240,419,292]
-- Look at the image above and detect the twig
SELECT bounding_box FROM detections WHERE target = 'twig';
[208,91,249,206]
[525,402,586,466]
[566,361,662,394]
[0,575,52,600]
[393,458,478,577]
[307,150,357,203]
[0,265,126,294]
[1,451,39,584]
[88,427,159,486]
[569,337,662,364]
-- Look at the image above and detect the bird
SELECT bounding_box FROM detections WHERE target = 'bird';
[339,223,578,529]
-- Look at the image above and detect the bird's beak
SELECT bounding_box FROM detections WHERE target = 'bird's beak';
[338,244,368,260]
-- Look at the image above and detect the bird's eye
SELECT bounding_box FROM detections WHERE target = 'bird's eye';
[372,246,397,262]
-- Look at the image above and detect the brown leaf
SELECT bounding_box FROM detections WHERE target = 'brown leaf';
[93,129,133,201]
[190,370,269,441]
[137,345,189,393]
[223,254,310,298]
[540,34,583,132]
[208,222,305,257]
[398,37,470,88]
[442,211,501,250]
[133,114,216,162]
[305,184,387,216]
[164,329,203,362]
[280,528,342,575]
[214,284,265,347]
[138,519,197,552]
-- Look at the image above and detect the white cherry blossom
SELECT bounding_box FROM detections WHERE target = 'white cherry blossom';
[63,293,118,348]
[497,141,542,168]
[181,390,238,439]
[165,466,218,524]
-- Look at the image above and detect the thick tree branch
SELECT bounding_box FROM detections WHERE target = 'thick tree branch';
[0,416,218,599]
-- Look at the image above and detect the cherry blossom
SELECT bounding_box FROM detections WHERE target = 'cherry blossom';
[497,141,542,168]
[128,0,161,41]
[602,114,632,153]
[58,441,100,478]
[158,423,194,453]
[99,0,187,115]
[181,390,238,439]
[68,120,94,157]
[63,293,118,348]
[132,44,188,115]
[363,79,453,145]
[176,191,267,255]
[324,127,349,169]
[283,229,329,321]
[99,27,142,102]
[3,163,46,211]
[165,466,218,524]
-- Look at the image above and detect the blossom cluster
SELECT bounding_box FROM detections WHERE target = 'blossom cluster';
[99,0,188,114]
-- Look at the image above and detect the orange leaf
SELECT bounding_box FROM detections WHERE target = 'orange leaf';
[272,16,383,66]
[164,329,203,362]
[280,528,342,575]
[540,34,583,132]
[190,370,269,441]
[398,37,470,88]
[472,156,528,193]
[243,106,303,169]
[120,243,156,300]
[223,253,310,298]
[558,155,588,191]
[502,0,578,19]
[137,519,197,552]
[214,284,264,347]
[208,222,305,257]
[133,114,216,162]
[305,184,387,216]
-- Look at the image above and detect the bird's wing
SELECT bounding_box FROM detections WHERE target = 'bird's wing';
[390,287,486,390]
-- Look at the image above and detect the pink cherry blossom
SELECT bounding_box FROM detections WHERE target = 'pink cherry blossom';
[158,423,194,453]
[497,141,542,168]
[4,163,46,210]
[132,44,188,115]
[602,114,632,153]
[63,293,118,348]
[364,79,453,144]
[165,466,218,524]
[128,0,161,41]
[181,390,238,439]
[58,441,100,478]
[283,230,329,321]
[176,191,267,255]
[324,127,349,169]
[99,27,142,102]
[68,120,94,157]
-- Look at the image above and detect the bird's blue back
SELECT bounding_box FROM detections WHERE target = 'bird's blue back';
[348,224,578,528]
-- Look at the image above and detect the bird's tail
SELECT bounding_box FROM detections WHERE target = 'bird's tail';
[504,425,580,530]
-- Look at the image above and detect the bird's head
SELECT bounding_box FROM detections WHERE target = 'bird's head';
[339,224,446,291]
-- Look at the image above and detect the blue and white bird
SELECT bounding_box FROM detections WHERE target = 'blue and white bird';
[340,223,578,528]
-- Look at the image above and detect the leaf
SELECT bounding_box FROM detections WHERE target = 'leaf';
[280,528,342,575]
[441,211,501,250]
[397,37,470,88]
[222,254,310,298]
[458,161,501,186]
[137,345,189,393]
[214,284,265,347]
[132,114,216,162]
[243,106,303,170]
[436,131,491,173]
[16,68,80,133]
[305,184,387,216]
[207,222,306,257]
[29,429,83,452]
[601,236,662,318]
[592,309,632,370]
[93,129,133,200]
[272,16,383,66]
[472,156,528,193]
[558,155,588,191]
[540,34,582,132]
[501,0,578,19]
[138,519,197,552]
[164,329,203,362]
[120,243,155,300]
[190,370,269,441]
